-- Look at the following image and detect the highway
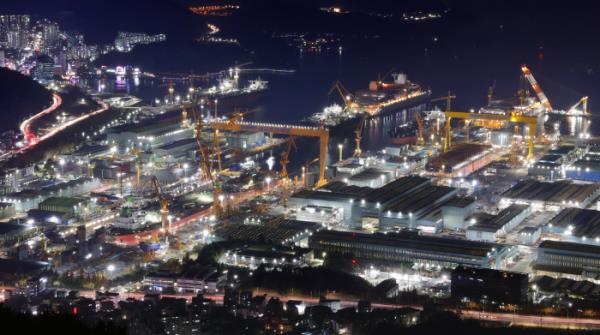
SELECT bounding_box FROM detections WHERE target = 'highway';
[15,98,109,154]
[19,93,62,142]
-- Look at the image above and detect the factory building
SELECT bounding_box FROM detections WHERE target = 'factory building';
[426,143,495,177]
[378,185,457,232]
[216,219,323,247]
[220,245,313,269]
[451,266,528,304]
[528,154,564,180]
[566,152,600,182]
[295,205,343,226]
[290,181,371,226]
[309,229,515,270]
[345,168,393,188]
[37,196,90,217]
[535,240,600,280]
[1,177,100,213]
[106,118,194,150]
[153,138,197,162]
[500,179,600,211]
[0,165,38,194]
[291,176,463,231]
[546,208,600,245]
[441,197,477,231]
[466,204,531,242]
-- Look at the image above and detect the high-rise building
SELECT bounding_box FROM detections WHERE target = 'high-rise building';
[0,15,30,49]
[40,20,60,48]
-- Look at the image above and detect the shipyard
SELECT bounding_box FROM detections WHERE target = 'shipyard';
[1,1,600,334]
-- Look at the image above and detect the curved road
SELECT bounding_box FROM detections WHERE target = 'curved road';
[17,97,109,153]
[20,93,62,143]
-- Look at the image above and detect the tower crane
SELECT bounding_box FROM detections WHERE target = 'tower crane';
[328,80,354,110]
[431,91,456,112]
[212,128,223,174]
[150,176,170,235]
[354,115,366,157]
[521,64,553,112]
[186,98,222,216]
[415,113,425,146]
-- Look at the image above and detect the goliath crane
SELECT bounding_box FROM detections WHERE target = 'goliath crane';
[211,121,329,187]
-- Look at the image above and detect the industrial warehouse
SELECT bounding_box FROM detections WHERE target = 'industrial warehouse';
[309,229,515,270]
[500,179,600,210]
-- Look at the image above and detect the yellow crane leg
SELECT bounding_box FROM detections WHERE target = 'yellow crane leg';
[444,117,452,152]
[316,132,329,188]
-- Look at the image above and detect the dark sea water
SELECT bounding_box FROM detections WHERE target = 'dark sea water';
[93,24,598,173]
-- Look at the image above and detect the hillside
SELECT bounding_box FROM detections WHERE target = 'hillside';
[0,68,53,133]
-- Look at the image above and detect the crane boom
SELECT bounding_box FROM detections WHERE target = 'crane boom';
[521,65,553,111]
[150,176,170,234]
[328,80,354,109]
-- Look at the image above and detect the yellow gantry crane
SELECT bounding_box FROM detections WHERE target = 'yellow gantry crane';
[443,110,538,160]
[212,120,330,187]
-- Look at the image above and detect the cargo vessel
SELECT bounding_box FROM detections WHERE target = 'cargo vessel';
[309,73,431,129]
[201,76,268,111]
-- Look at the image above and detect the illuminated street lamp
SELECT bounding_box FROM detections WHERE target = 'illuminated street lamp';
[338,143,343,162]
[265,176,272,191]
[183,163,189,178]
